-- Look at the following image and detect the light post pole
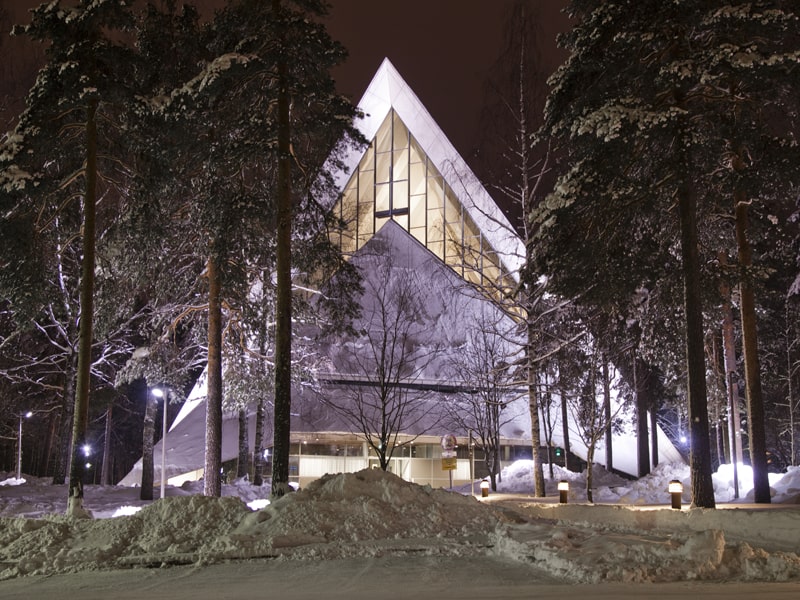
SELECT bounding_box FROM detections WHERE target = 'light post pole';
[16,411,33,480]
[152,388,167,499]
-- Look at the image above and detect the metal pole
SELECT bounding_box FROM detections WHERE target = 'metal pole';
[161,394,168,499]
[16,414,23,480]
[728,371,740,499]
[469,431,475,497]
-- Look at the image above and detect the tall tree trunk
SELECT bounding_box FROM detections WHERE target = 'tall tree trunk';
[541,385,555,479]
[586,437,595,503]
[735,198,771,504]
[271,0,293,499]
[67,99,98,518]
[252,311,270,486]
[719,263,744,480]
[707,331,727,465]
[786,299,798,467]
[237,407,249,478]
[559,378,571,470]
[490,400,501,490]
[633,351,651,477]
[722,302,744,466]
[649,401,659,469]
[140,389,157,500]
[52,358,76,485]
[101,403,113,485]
[677,172,715,509]
[527,324,545,496]
[603,356,613,471]
[204,251,223,497]
[44,412,57,478]
[252,396,266,486]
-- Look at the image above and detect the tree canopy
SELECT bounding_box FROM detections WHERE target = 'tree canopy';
[535,0,800,506]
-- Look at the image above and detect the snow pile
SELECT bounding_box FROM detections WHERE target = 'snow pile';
[2,465,800,585]
[498,460,800,505]
[0,477,25,487]
[213,469,509,564]
[496,460,629,497]
[245,468,501,550]
[490,463,800,583]
[0,469,506,580]
[494,520,800,584]
[595,462,691,504]
[0,473,272,519]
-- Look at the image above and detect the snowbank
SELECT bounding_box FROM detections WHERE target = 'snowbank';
[1,465,800,585]
[497,460,800,505]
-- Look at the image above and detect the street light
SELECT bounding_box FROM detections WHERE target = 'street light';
[81,444,94,482]
[152,387,167,499]
[16,411,33,481]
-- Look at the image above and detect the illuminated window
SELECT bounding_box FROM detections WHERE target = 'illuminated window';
[331,110,516,303]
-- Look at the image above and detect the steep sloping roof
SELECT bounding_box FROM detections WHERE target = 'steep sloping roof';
[334,58,524,277]
[318,218,521,387]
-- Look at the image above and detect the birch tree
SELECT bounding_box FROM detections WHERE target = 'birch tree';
[465,0,577,498]
[322,249,440,471]
[446,311,522,491]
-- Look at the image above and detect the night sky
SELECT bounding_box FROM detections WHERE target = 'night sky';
[0,0,570,478]
[325,0,570,161]
[2,0,570,164]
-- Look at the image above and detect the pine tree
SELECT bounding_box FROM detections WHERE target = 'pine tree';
[537,0,800,507]
[120,0,361,497]
[1,0,136,516]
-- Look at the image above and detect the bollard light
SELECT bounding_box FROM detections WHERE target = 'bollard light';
[558,480,569,504]
[480,480,490,498]
[668,479,683,509]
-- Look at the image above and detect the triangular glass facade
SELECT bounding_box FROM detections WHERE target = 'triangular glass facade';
[331,110,513,295]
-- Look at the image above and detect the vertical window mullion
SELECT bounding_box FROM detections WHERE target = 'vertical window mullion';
[424,155,429,247]
[352,170,357,251]
[389,110,394,215]
[372,143,377,238]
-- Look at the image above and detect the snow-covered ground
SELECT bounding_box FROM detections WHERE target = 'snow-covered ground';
[1,461,800,599]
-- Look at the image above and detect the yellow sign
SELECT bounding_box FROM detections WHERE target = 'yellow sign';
[441,457,457,471]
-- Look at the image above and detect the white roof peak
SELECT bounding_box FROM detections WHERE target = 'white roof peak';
[336,58,525,276]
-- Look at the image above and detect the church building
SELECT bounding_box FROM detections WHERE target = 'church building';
[120,59,682,491]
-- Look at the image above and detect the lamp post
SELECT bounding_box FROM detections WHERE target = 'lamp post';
[16,411,33,480]
[469,433,475,498]
[152,387,167,499]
